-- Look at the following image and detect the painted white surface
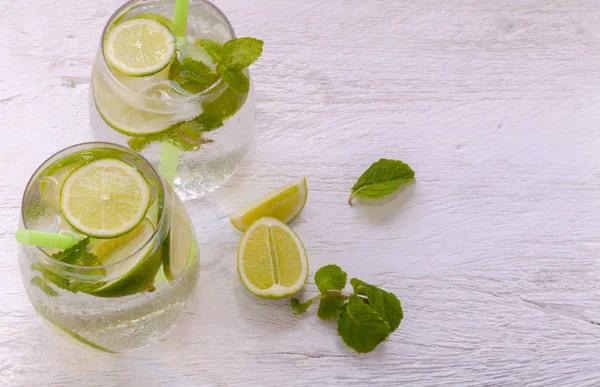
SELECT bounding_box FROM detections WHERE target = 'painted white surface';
[2,0,600,385]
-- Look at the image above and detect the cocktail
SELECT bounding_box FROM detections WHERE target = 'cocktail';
[89,0,262,200]
[17,142,199,352]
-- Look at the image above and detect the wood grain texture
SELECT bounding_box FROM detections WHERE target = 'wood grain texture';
[2,0,600,385]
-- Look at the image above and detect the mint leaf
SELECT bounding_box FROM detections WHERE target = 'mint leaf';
[314,264,347,294]
[291,296,318,315]
[51,239,104,275]
[181,58,213,76]
[337,295,391,353]
[51,238,91,265]
[31,263,72,293]
[317,296,346,320]
[31,276,59,297]
[218,65,250,93]
[196,39,223,63]
[349,159,415,205]
[221,37,264,71]
[350,279,403,332]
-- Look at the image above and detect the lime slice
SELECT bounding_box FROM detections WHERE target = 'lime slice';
[92,65,173,135]
[39,162,82,207]
[104,18,175,77]
[237,217,308,298]
[230,178,308,232]
[146,198,159,225]
[163,197,195,281]
[89,219,162,297]
[60,158,151,238]
[129,13,173,30]
[41,315,117,353]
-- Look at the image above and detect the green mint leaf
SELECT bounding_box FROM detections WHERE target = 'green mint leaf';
[31,263,72,292]
[348,159,415,205]
[314,264,348,294]
[317,296,346,320]
[218,65,250,93]
[291,297,318,315]
[196,39,223,63]
[51,238,92,265]
[51,239,104,276]
[350,279,403,332]
[31,276,59,297]
[221,37,264,71]
[181,58,213,76]
[337,295,391,353]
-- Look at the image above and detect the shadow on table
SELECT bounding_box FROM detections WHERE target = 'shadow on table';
[353,182,416,224]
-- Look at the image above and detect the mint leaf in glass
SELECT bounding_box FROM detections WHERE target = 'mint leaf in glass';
[218,65,250,93]
[221,37,264,71]
[337,295,391,353]
[196,39,223,63]
[314,264,347,294]
[31,276,59,297]
[349,159,415,205]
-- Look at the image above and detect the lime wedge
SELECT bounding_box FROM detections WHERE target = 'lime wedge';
[163,197,195,281]
[230,178,308,232]
[60,158,151,238]
[89,219,162,297]
[104,18,175,77]
[237,217,308,298]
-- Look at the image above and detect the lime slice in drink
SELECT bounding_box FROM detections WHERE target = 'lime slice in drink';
[41,315,117,353]
[237,217,308,298]
[39,162,82,207]
[89,219,162,298]
[230,178,308,232]
[129,13,173,30]
[104,18,175,77]
[163,197,194,281]
[60,158,151,238]
[92,64,173,136]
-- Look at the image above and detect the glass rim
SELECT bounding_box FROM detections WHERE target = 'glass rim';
[98,0,237,99]
[20,142,168,271]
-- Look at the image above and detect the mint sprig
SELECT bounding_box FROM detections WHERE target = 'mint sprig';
[130,37,263,152]
[30,238,105,295]
[349,159,415,205]
[291,264,403,353]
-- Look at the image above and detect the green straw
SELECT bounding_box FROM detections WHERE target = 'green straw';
[173,0,189,39]
[16,229,79,250]
[158,0,188,187]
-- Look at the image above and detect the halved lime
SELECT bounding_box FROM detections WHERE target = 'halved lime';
[60,158,151,238]
[92,68,173,136]
[230,178,308,232]
[237,217,308,298]
[89,219,162,298]
[104,18,175,77]
[163,197,194,281]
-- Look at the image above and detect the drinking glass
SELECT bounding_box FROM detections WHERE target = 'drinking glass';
[19,142,199,352]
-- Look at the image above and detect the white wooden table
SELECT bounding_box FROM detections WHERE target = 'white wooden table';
[2,0,600,385]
